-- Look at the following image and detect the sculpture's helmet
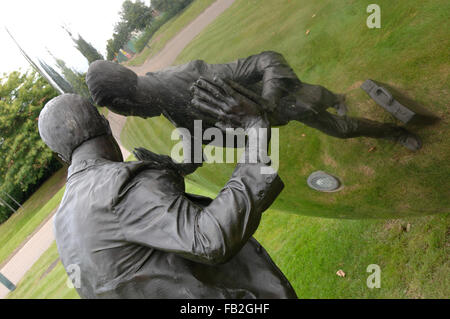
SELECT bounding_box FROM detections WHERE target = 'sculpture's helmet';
[86,60,138,111]
[38,94,111,163]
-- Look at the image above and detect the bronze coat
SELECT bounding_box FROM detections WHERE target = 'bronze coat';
[55,158,297,299]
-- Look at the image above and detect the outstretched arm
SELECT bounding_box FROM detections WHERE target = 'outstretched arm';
[205,51,301,110]
[116,79,283,265]
[116,156,282,265]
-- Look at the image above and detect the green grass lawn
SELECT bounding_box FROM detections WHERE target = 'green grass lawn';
[7,242,79,299]
[122,0,449,219]
[255,211,449,298]
[126,0,215,67]
[0,168,66,266]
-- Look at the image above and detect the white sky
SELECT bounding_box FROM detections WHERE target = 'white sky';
[0,0,151,75]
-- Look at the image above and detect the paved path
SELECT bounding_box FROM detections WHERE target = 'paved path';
[0,0,235,298]
[128,0,235,75]
[0,214,56,298]
[108,0,235,148]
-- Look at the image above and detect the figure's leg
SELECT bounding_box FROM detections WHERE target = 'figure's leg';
[295,83,348,115]
[299,111,422,151]
[303,83,341,107]
[273,82,421,151]
[273,82,348,125]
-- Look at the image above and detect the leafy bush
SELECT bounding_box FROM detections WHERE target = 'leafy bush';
[0,70,62,223]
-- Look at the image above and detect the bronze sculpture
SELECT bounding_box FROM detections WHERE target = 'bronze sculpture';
[38,89,297,298]
[86,51,422,152]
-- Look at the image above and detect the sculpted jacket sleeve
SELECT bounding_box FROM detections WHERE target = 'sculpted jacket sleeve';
[115,163,284,265]
[205,51,301,107]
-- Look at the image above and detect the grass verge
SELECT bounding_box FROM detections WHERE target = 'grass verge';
[0,168,66,266]
[255,211,449,298]
[7,242,79,299]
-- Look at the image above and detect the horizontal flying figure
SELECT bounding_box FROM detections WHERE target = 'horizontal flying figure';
[86,51,422,165]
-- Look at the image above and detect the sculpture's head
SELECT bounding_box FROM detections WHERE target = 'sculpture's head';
[86,60,161,118]
[38,94,122,164]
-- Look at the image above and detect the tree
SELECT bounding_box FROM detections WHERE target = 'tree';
[73,34,104,64]
[46,50,91,99]
[106,0,154,61]
[113,21,133,48]
[121,0,153,31]
[38,59,74,94]
[106,21,132,61]
[106,39,116,61]
[0,70,61,223]
[62,27,104,65]
[151,0,193,13]
[151,0,174,12]
[55,58,90,98]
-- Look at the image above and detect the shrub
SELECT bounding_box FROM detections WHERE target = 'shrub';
[0,70,62,223]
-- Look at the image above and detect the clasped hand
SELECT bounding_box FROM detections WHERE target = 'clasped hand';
[190,76,269,130]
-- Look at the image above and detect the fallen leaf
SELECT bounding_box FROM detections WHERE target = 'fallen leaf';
[305,29,310,35]
[368,146,376,152]
[336,270,346,277]
[312,14,316,18]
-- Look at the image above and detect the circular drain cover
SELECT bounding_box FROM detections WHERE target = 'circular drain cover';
[307,171,341,192]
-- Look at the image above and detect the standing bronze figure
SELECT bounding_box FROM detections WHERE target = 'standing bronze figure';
[38,89,297,298]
